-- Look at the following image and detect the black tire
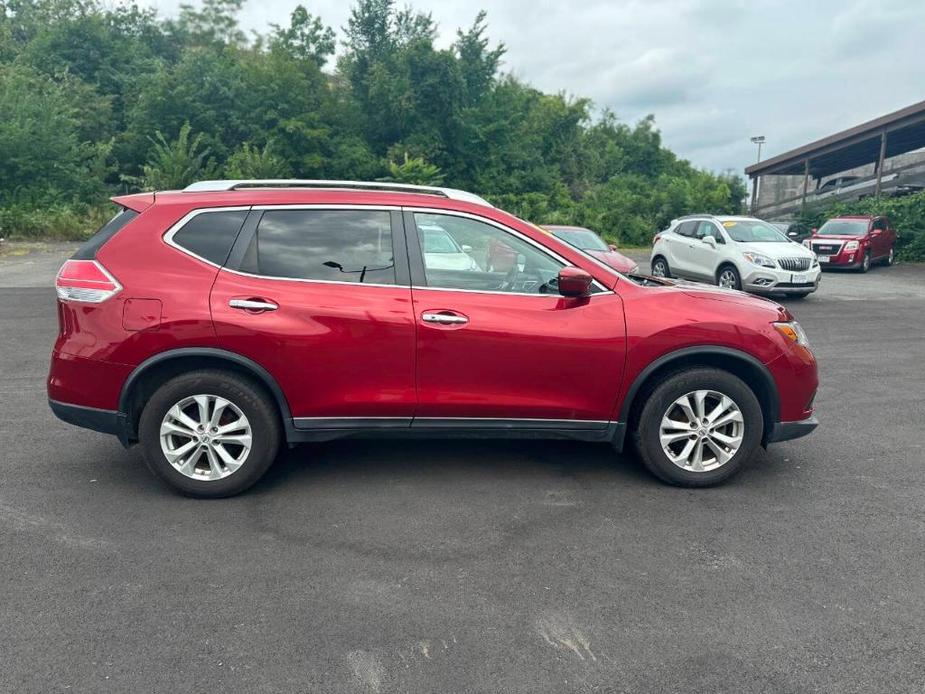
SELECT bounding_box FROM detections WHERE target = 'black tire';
[632,368,763,487]
[716,264,741,290]
[859,250,871,273]
[138,369,282,497]
[884,246,895,266]
[651,256,671,278]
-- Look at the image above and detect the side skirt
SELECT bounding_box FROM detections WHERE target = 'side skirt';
[289,417,627,447]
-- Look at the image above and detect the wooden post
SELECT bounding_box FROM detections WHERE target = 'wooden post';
[751,176,759,213]
[800,158,811,212]
[875,131,887,197]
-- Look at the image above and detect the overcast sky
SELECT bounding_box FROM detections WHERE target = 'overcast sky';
[138,0,925,177]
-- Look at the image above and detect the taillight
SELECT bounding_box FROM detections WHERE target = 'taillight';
[653,234,662,243]
[55,260,122,303]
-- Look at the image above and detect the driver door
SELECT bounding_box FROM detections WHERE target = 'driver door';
[405,210,626,423]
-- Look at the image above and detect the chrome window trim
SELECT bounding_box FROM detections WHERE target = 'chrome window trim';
[162,206,253,269]
[407,207,613,295]
[163,203,615,295]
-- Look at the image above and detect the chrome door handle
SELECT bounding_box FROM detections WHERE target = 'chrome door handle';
[229,298,278,312]
[422,312,468,325]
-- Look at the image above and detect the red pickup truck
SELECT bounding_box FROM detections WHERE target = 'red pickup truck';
[805,215,896,272]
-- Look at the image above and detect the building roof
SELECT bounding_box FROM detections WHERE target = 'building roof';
[745,99,925,179]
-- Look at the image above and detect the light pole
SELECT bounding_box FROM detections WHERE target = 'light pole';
[750,135,766,163]
[750,136,766,212]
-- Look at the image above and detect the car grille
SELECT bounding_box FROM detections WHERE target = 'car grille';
[777,257,812,271]
[811,242,843,256]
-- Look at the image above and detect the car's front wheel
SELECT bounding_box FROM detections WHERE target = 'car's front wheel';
[139,370,281,497]
[717,265,741,290]
[859,250,871,273]
[633,368,763,487]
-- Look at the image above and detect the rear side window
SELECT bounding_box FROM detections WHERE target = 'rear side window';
[239,209,395,284]
[72,209,138,260]
[171,210,249,265]
[675,221,698,237]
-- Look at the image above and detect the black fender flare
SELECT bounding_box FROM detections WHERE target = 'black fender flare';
[617,345,780,425]
[118,347,294,438]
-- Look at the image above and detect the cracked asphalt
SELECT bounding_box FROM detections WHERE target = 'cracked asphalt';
[1,244,923,693]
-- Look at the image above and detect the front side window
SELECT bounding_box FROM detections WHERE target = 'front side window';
[414,213,564,294]
[240,209,395,284]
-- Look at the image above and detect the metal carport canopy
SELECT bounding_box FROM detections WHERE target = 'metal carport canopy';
[745,99,925,179]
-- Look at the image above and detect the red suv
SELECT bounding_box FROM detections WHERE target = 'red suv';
[807,215,897,272]
[49,180,818,497]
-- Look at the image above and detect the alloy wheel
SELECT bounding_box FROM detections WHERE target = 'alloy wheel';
[652,260,667,277]
[159,394,252,481]
[718,269,738,289]
[658,390,744,472]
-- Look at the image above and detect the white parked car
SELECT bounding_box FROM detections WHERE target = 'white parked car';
[419,224,482,271]
[650,215,821,298]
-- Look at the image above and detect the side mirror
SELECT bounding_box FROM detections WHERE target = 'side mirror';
[811,227,817,234]
[461,244,473,253]
[557,267,593,298]
[702,235,717,248]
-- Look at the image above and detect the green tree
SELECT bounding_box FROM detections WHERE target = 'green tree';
[380,152,444,185]
[134,122,214,191]
[225,141,291,179]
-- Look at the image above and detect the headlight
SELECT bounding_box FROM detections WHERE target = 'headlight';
[802,240,812,249]
[845,240,859,251]
[773,320,810,347]
[742,252,776,268]
[812,256,819,267]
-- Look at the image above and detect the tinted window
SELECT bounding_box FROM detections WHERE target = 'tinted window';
[172,210,248,265]
[872,218,886,231]
[675,221,698,237]
[242,209,395,284]
[72,209,137,260]
[415,212,564,294]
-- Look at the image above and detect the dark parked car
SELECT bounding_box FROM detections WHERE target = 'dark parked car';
[50,180,818,496]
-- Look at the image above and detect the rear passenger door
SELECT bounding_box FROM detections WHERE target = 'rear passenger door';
[667,221,699,277]
[685,221,724,279]
[209,206,417,430]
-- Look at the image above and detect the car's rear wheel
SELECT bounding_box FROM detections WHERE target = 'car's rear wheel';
[884,247,895,266]
[859,250,871,273]
[651,256,671,278]
[139,370,281,497]
[633,368,763,487]
[717,265,741,290]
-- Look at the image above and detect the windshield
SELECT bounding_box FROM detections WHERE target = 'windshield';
[422,227,461,253]
[549,227,609,251]
[721,219,789,243]
[817,219,869,237]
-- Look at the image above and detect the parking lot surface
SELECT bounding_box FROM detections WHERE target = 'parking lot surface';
[1,244,924,693]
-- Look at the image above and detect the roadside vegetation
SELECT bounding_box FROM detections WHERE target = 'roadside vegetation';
[798,190,925,261]
[0,0,746,244]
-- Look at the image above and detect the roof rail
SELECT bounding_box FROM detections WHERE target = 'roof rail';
[182,179,493,207]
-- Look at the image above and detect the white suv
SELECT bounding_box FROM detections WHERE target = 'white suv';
[650,215,821,298]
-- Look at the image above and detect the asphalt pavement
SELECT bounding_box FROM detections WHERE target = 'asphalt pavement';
[1,244,924,693]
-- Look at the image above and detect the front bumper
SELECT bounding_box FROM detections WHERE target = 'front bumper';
[742,265,822,295]
[767,416,819,443]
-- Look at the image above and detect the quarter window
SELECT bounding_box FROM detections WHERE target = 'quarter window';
[171,210,248,265]
[240,209,396,284]
[414,212,564,294]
